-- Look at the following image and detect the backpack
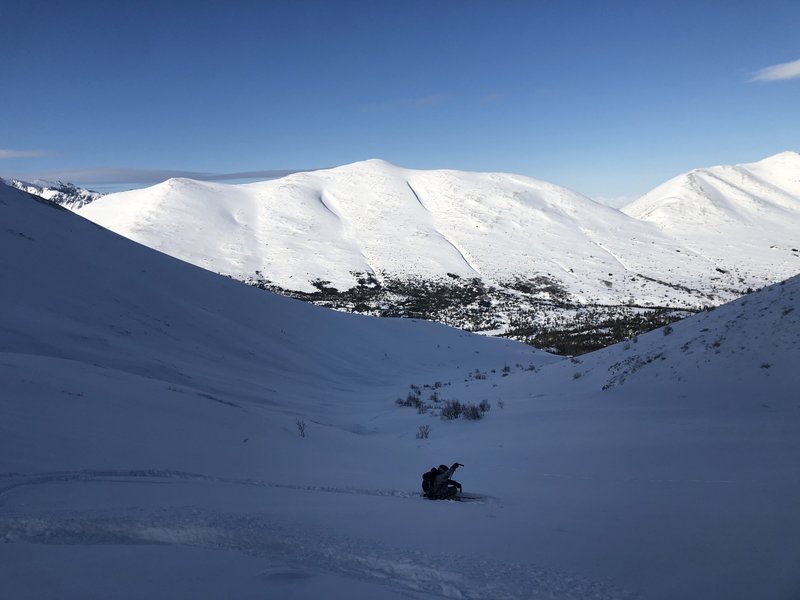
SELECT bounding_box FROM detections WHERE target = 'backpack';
[421,468,438,494]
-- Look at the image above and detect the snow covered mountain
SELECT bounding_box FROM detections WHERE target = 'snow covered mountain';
[2,180,799,599]
[78,159,760,303]
[75,155,799,351]
[2,177,103,210]
[623,151,800,283]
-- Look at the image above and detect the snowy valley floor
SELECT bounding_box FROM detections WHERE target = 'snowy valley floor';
[2,362,799,600]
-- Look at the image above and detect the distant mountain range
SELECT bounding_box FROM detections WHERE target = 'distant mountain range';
[1,177,103,210]
[30,152,800,352]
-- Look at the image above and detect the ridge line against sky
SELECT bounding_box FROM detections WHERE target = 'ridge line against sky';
[0,166,324,192]
[2,152,799,207]
[1,0,798,201]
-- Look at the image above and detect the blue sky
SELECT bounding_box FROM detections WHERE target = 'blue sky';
[1,0,798,201]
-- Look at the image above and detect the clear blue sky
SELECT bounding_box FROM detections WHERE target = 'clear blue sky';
[1,0,798,200]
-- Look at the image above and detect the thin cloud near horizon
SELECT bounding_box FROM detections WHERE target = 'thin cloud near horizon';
[0,149,50,159]
[750,58,800,82]
[5,166,324,187]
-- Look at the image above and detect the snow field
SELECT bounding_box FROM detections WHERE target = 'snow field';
[2,182,800,598]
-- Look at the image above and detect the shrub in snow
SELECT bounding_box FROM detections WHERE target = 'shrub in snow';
[478,399,491,413]
[397,393,425,410]
[663,325,674,335]
[472,369,487,380]
[463,404,482,420]
[441,399,464,420]
[416,424,431,439]
[296,419,306,438]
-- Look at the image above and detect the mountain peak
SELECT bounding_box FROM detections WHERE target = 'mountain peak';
[752,150,800,167]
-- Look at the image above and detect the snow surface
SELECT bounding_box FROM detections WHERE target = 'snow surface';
[77,157,800,308]
[2,182,800,599]
[623,151,800,283]
[2,177,102,210]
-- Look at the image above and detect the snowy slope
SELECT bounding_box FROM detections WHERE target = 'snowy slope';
[78,160,752,307]
[0,182,547,463]
[623,151,800,286]
[2,181,800,599]
[2,177,102,210]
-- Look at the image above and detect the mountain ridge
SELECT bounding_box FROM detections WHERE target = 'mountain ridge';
[72,153,800,352]
[1,177,103,210]
[79,158,779,299]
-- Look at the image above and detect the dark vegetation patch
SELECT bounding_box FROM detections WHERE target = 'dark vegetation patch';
[248,271,697,355]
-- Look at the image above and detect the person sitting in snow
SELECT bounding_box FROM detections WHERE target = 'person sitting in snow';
[422,463,462,499]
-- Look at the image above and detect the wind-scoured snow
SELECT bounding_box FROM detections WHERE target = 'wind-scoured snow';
[77,157,798,308]
[2,181,800,599]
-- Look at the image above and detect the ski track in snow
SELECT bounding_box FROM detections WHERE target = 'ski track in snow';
[0,469,635,600]
[0,469,422,503]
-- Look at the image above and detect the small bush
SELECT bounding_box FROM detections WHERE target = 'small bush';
[441,399,464,420]
[463,404,483,420]
[397,393,426,411]
[663,325,674,336]
[573,371,582,379]
[416,424,431,439]
[478,399,491,413]
[497,399,505,409]
[296,419,306,438]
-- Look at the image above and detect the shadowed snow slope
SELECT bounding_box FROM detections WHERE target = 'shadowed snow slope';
[2,182,799,600]
[77,157,800,308]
